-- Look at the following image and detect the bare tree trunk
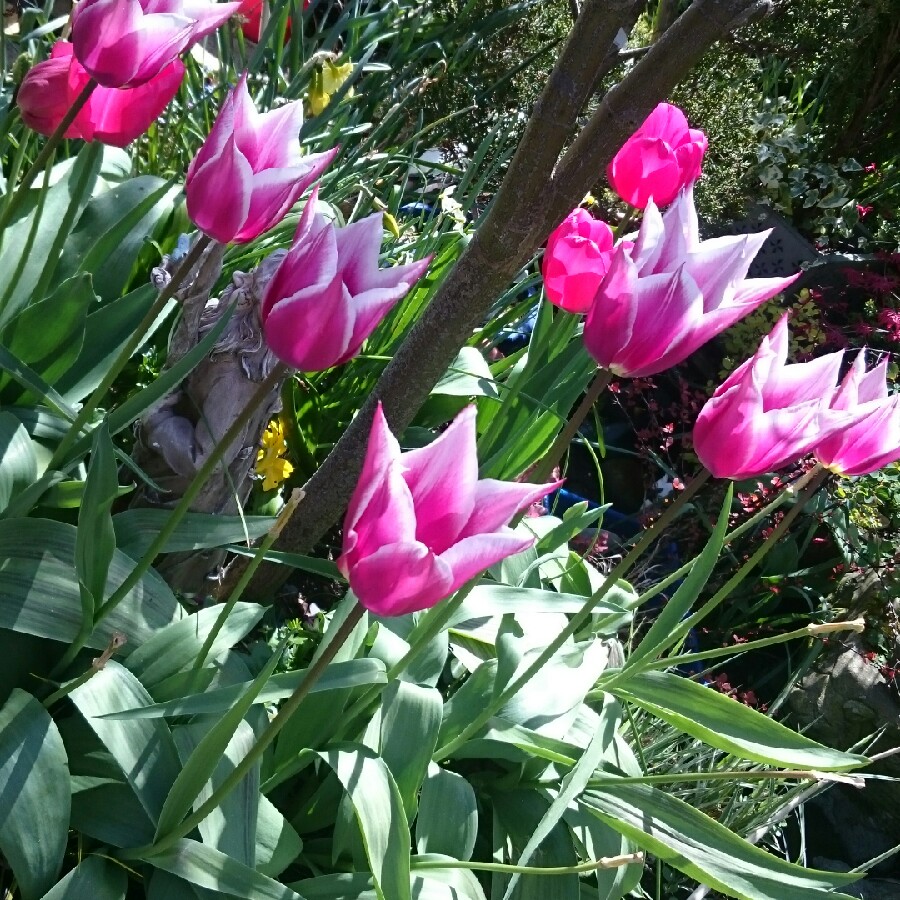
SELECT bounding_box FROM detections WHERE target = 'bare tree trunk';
[227,0,773,600]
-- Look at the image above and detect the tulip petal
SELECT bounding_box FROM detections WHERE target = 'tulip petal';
[460,478,561,538]
[438,530,537,592]
[251,101,306,169]
[402,406,479,552]
[348,542,454,617]
[333,213,386,293]
[182,0,242,38]
[186,134,253,243]
[234,166,310,243]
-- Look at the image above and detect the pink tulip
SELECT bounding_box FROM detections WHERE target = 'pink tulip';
[542,208,618,313]
[693,315,846,480]
[337,404,559,616]
[261,188,430,371]
[815,353,900,476]
[18,42,184,148]
[185,74,338,244]
[607,103,708,209]
[582,186,799,378]
[71,0,240,88]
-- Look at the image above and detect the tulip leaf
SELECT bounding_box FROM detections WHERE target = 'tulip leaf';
[0,518,182,649]
[0,143,103,328]
[70,778,156,848]
[256,794,303,877]
[69,661,182,825]
[0,690,69,900]
[113,509,275,559]
[146,838,305,900]
[580,783,861,900]
[432,346,499,398]
[318,745,412,900]
[609,670,868,770]
[124,602,265,687]
[0,273,92,399]
[0,412,38,513]
[0,343,77,422]
[38,855,127,900]
[415,764,478,861]
[101,658,386,719]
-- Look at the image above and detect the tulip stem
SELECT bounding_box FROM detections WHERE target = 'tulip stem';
[122,602,367,860]
[531,367,612,485]
[48,233,214,470]
[434,466,711,761]
[0,78,97,233]
[50,360,289,677]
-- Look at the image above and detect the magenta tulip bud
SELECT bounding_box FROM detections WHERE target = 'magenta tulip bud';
[582,186,799,379]
[72,0,240,88]
[815,353,900,476]
[337,404,560,617]
[542,208,618,314]
[261,188,431,371]
[693,315,847,480]
[185,74,338,244]
[18,42,184,148]
[607,103,708,209]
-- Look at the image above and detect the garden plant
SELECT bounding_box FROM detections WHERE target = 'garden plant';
[0,1,898,899]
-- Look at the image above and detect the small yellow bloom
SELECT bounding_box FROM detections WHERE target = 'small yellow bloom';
[309,59,354,116]
[256,419,294,491]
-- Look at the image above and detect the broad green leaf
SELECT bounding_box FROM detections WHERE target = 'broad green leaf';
[148,838,305,900]
[146,871,199,900]
[173,719,258,866]
[0,274,92,396]
[448,583,634,625]
[376,681,442,818]
[103,658,386,719]
[319,745,411,900]
[415,764,478,861]
[493,790,579,900]
[625,484,732,670]
[61,176,179,301]
[113,509,275,559]
[0,518,182,649]
[0,412,38,512]
[76,422,118,611]
[70,778,155,848]
[502,717,610,900]
[0,143,102,328]
[226,544,343,580]
[55,283,166,404]
[256,794,303,877]
[154,643,283,841]
[432,346,499,398]
[581,783,860,900]
[0,344,77,422]
[410,856,488,900]
[609,670,867,770]
[69,661,182,824]
[0,691,69,900]
[125,602,265,687]
[38,856,127,900]
[292,869,486,900]
[535,502,607,554]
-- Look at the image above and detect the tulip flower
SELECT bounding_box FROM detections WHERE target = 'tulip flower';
[542,208,618,314]
[337,404,559,616]
[693,315,846,480]
[815,353,900,476]
[72,0,240,88]
[582,186,799,378]
[185,74,338,244]
[18,42,184,148]
[607,103,707,209]
[261,188,430,370]
[237,0,308,42]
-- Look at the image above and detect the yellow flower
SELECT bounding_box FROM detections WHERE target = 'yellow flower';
[309,60,354,116]
[256,419,294,491]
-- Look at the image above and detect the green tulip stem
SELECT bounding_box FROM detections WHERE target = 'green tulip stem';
[0,78,97,233]
[189,486,307,683]
[530,366,612,486]
[125,602,367,860]
[434,466,711,761]
[414,852,645,875]
[49,233,215,470]
[51,361,289,677]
